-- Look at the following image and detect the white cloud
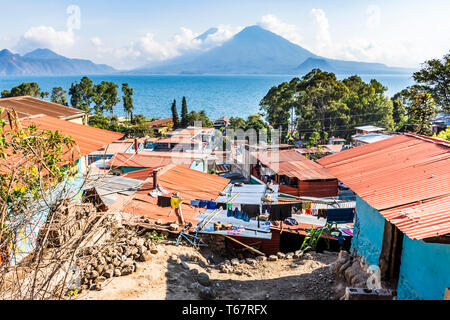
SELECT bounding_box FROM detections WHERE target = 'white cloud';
[258,14,303,45]
[310,8,332,56]
[16,25,75,53]
[366,5,381,30]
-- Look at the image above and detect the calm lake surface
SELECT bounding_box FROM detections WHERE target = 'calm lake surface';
[0,74,415,119]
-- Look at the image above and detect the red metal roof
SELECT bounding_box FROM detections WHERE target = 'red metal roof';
[255,149,336,181]
[120,165,230,225]
[20,115,123,158]
[108,152,195,169]
[318,133,450,240]
[147,117,173,127]
[0,96,84,120]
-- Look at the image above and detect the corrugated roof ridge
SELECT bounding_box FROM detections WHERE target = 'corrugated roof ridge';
[0,96,85,115]
[405,132,450,147]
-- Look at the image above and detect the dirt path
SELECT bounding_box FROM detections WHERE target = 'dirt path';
[78,240,338,300]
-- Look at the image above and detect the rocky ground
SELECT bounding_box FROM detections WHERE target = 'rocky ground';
[77,238,339,300]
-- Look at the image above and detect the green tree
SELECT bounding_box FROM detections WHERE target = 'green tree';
[40,91,49,100]
[0,108,77,244]
[229,117,246,130]
[69,77,94,113]
[50,87,68,106]
[433,127,450,141]
[405,89,437,136]
[171,99,180,129]
[122,83,134,122]
[185,110,213,127]
[131,114,147,125]
[1,82,42,98]
[102,82,120,116]
[413,52,450,112]
[181,96,189,128]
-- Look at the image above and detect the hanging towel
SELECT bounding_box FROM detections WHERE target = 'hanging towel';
[270,204,292,221]
[216,202,227,210]
[241,204,260,219]
[190,200,200,207]
[326,208,354,223]
[171,197,183,209]
[199,200,209,208]
[157,196,171,208]
[206,201,217,210]
[262,204,271,214]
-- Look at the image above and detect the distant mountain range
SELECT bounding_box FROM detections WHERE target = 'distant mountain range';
[0,48,116,75]
[133,25,414,75]
[0,26,414,76]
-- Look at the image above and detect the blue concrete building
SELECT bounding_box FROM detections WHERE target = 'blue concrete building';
[319,133,450,300]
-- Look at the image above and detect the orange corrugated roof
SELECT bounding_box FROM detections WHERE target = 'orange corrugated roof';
[120,165,230,224]
[318,133,450,240]
[108,153,194,169]
[20,115,124,158]
[255,149,336,181]
[147,117,173,127]
[0,96,84,120]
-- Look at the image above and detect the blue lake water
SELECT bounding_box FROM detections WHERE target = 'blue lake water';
[0,74,415,119]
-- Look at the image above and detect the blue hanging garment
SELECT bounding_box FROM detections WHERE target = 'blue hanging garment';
[206,201,217,210]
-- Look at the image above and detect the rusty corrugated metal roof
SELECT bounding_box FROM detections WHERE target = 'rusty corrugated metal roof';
[108,153,194,169]
[120,165,230,225]
[0,96,84,120]
[318,133,450,240]
[21,115,123,158]
[255,149,336,181]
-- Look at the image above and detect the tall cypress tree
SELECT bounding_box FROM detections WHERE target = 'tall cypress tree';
[171,99,180,129]
[181,96,188,128]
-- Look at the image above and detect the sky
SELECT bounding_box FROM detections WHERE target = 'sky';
[0,0,449,70]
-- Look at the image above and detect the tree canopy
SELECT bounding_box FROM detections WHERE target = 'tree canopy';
[260,69,394,140]
[412,51,449,112]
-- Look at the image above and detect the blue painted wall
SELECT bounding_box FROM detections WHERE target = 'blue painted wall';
[397,236,450,300]
[351,196,386,267]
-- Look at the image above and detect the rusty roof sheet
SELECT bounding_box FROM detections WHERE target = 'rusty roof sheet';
[318,133,450,240]
[255,149,336,181]
[0,96,84,120]
[108,153,194,168]
[21,115,124,158]
[119,165,230,225]
[147,117,173,127]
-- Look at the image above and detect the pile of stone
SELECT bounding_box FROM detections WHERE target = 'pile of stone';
[217,250,303,274]
[331,251,370,288]
[74,227,159,291]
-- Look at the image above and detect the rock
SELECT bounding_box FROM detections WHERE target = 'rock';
[181,262,190,270]
[230,258,240,266]
[338,260,352,276]
[96,265,105,275]
[268,255,278,261]
[122,266,134,276]
[191,268,199,276]
[90,270,99,279]
[246,258,257,266]
[171,255,178,261]
[103,269,114,279]
[277,252,286,259]
[239,259,245,264]
[169,223,179,231]
[114,268,122,277]
[137,245,147,255]
[256,255,267,262]
[112,258,121,267]
[90,283,102,291]
[285,252,294,259]
[150,247,159,254]
[197,273,211,287]
[332,257,348,273]
[121,259,134,268]
[155,219,163,225]
[199,286,217,300]
[338,250,350,259]
[223,259,231,266]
